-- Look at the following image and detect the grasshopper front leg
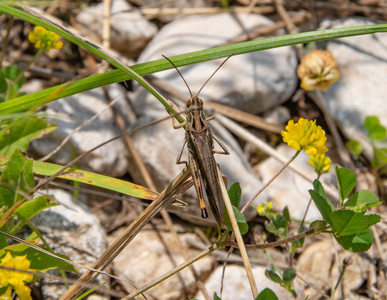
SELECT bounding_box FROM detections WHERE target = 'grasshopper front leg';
[167,100,187,129]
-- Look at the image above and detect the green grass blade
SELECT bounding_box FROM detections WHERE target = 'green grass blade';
[0,157,159,200]
[1,3,387,115]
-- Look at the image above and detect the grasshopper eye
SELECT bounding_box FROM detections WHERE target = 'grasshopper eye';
[199,98,203,105]
[186,99,192,106]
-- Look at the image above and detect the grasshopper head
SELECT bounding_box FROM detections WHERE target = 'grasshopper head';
[186,95,203,111]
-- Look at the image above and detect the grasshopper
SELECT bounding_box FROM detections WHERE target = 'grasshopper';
[163,55,232,226]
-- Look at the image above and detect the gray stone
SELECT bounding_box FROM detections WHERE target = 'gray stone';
[133,13,298,117]
[319,18,387,160]
[31,189,108,299]
[139,0,213,23]
[31,84,133,177]
[110,229,215,299]
[297,239,373,299]
[76,0,158,58]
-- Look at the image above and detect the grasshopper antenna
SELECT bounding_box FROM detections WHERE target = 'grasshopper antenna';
[197,53,234,96]
[162,55,193,98]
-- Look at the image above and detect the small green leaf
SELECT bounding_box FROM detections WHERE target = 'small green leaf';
[282,206,290,223]
[346,140,363,156]
[0,117,56,157]
[4,78,17,100]
[310,220,327,233]
[309,189,334,225]
[335,166,356,203]
[255,288,278,300]
[365,214,381,227]
[344,190,381,210]
[331,210,378,236]
[313,179,327,199]
[290,227,305,254]
[282,267,296,282]
[14,195,58,221]
[335,229,373,253]
[265,269,282,284]
[372,147,387,168]
[21,247,77,273]
[227,182,241,207]
[0,149,33,208]
[370,125,387,141]
[213,292,221,300]
[75,282,106,300]
[265,214,289,239]
[364,116,387,141]
[0,231,39,257]
[0,65,25,94]
[364,116,380,131]
[0,231,76,272]
[224,205,249,234]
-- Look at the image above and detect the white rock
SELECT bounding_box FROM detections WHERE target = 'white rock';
[133,13,298,116]
[140,0,213,22]
[110,229,215,299]
[31,84,133,177]
[31,189,108,299]
[195,265,299,300]
[76,0,158,58]
[297,239,373,299]
[319,18,387,160]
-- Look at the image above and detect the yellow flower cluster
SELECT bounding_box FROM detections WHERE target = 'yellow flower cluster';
[28,25,63,52]
[297,49,340,92]
[308,153,332,175]
[257,201,273,216]
[0,252,35,300]
[281,118,328,156]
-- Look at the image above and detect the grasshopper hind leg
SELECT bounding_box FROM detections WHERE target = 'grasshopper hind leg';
[188,151,209,219]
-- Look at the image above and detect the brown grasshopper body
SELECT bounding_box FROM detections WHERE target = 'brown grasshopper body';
[182,96,228,225]
[163,55,232,226]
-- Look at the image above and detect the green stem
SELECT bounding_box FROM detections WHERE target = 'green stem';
[300,173,321,227]
[0,15,13,68]
[331,263,347,300]
[15,48,43,83]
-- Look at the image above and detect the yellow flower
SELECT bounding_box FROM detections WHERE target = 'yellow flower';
[308,153,332,175]
[257,201,273,216]
[0,252,35,300]
[297,49,340,91]
[281,118,328,156]
[0,286,12,300]
[28,25,63,52]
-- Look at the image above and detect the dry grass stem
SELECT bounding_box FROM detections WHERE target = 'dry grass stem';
[217,167,259,298]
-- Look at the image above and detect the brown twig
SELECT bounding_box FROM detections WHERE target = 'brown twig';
[225,228,315,249]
